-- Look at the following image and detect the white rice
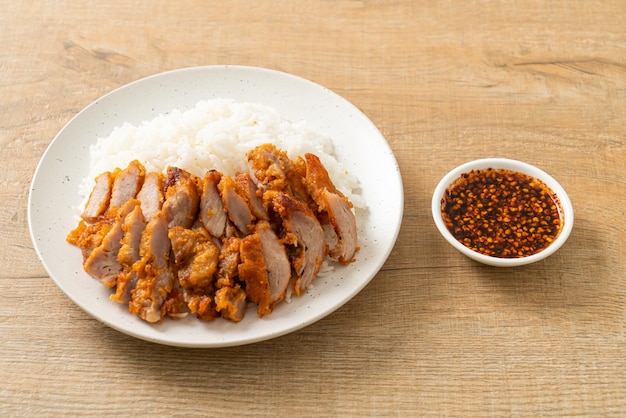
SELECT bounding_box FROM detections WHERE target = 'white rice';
[80,98,362,209]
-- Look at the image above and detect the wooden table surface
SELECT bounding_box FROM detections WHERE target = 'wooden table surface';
[2,1,625,416]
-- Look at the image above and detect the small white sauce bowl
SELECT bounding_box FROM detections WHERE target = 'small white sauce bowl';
[431,158,574,267]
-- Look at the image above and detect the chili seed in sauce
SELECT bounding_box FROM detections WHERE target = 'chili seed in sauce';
[441,168,563,258]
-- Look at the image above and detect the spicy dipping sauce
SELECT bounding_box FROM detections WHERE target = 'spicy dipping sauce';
[440,168,563,258]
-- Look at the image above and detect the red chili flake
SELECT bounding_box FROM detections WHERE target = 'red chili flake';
[441,168,563,258]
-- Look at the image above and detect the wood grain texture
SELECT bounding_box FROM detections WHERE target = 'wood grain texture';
[1,0,625,416]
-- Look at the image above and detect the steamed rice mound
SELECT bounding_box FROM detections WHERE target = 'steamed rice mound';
[81,99,362,209]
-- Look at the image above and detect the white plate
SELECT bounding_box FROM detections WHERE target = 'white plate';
[28,66,403,347]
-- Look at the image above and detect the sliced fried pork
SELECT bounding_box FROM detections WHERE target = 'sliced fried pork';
[271,193,327,296]
[162,167,200,229]
[129,211,176,323]
[215,236,241,289]
[162,285,186,319]
[112,270,139,306]
[68,145,360,324]
[110,201,146,304]
[116,201,146,268]
[321,190,358,263]
[303,153,358,264]
[256,220,291,305]
[247,143,290,191]
[67,220,112,261]
[235,172,268,220]
[218,175,254,236]
[82,221,124,288]
[284,155,312,204]
[247,144,311,203]
[168,225,220,320]
[108,160,145,213]
[81,171,114,222]
[198,170,227,238]
[214,235,246,321]
[82,199,140,288]
[238,233,271,317]
[136,172,164,221]
[214,285,247,322]
[319,212,340,253]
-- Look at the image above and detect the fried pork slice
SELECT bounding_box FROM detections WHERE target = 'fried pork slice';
[285,156,313,204]
[110,265,137,305]
[214,235,246,321]
[271,192,327,296]
[111,201,146,304]
[214,285,247,322]
[108,160,145,214]
[116,201,146,267]
[199,170,227,238]
[82,222,123,287]
[319,211,340,253]
[256,220,291,306]
[215,236,241,289]
[162,285,187,319]
[218,175,254,236]
[319,190,358,263]
[67,219,112,261]
[238,233,271,317]
[247,143,291,191]
[162,167,200,229]
[235,172,269,220]
[246,144,311,202]
[168,226,220,321]
[303,153,358,264]
[129,211,176,323]
[82,199,139,288]
[136,172,164,221]
[81,171,114,222]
